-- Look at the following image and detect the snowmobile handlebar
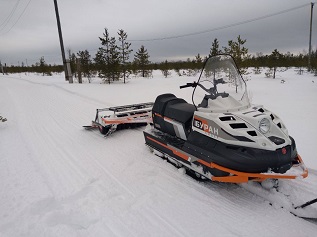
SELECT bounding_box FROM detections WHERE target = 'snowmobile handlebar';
[179,81,219,97]
[180,78,225,90]
[179,82,198,89]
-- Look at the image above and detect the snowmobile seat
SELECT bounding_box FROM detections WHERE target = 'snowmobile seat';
[152,93,195,124]
[164,102,196,124]
[152,93,196,139]
[152,93,181,115]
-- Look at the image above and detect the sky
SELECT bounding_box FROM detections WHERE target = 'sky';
[0,0,316,66]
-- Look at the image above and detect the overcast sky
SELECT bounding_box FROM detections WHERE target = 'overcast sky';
[0,0,316,65]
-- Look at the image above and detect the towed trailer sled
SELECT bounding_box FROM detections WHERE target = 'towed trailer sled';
[83,102,153,136]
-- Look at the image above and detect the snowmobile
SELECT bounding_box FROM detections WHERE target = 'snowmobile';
[83,102,153,136]
[143,54,308,184]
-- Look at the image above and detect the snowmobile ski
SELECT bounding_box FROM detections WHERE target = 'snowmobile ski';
[295,198,317,209]
[240,181,317,219]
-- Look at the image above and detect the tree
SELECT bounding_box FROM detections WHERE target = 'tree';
[195,53,203,64]
[223,35,249,74]
[39,56,51,76]
[117,29,133,83]
[94,28,120,83]
[310,50,317,75]
[268,49,283,79]
[134,45,151,77]
[209,38,222,57]
[0,61,4,75]
[161,60,171,78]
[77,50,93,82]
[68,49,77,78]
[107,36,120,82]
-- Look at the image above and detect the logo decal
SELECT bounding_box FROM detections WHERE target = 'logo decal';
[193,118,219,136]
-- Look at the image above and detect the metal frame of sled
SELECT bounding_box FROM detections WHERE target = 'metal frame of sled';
[83,102,154,133]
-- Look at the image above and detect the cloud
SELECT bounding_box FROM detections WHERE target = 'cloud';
[0,0,315,65]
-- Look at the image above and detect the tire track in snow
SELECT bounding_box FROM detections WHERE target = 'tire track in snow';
[1,74,124,107]
[2,77,136,199]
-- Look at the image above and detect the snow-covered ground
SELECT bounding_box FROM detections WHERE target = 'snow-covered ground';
[0,69,317,236]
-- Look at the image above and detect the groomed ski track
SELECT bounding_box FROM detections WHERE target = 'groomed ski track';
[1,74,317,237]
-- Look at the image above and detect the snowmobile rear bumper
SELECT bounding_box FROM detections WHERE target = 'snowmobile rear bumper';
[144,130,308,183]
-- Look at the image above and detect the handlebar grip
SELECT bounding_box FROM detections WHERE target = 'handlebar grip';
[180,82,197,89]
[180,84,189,89]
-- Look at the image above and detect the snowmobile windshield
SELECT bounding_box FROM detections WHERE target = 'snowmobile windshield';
[193,55,250,113]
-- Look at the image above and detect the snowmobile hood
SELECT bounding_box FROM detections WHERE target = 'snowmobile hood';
[193,104,291,151]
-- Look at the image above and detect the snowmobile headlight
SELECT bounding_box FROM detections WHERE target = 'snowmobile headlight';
[259,118,270,134]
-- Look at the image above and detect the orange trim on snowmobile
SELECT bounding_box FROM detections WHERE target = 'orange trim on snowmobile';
[147,136,190,161]
[146,135,308,183]
[209,156,308,183]
[154,113,174,122]
[164,117,173,121]
[154,113,163,118]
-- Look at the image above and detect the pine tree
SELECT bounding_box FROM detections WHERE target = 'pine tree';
[0,61,4,75]
[194,53,203,72]
[209,38,222,57]
[223,35,249,74]
[67,49,77,78]
[161,60,171,78]
[39,56,51,76]
[252,53,263,74]
[108,36,120,82]
[223,36,248,63]
[77,50,93,82]
[268,49,283,79]
[134,45,151,77]
[118,29,133,83]
[195,53,203,64]
[94,28,120,83]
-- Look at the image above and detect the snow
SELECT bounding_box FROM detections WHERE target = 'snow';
[0,69,317,236]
